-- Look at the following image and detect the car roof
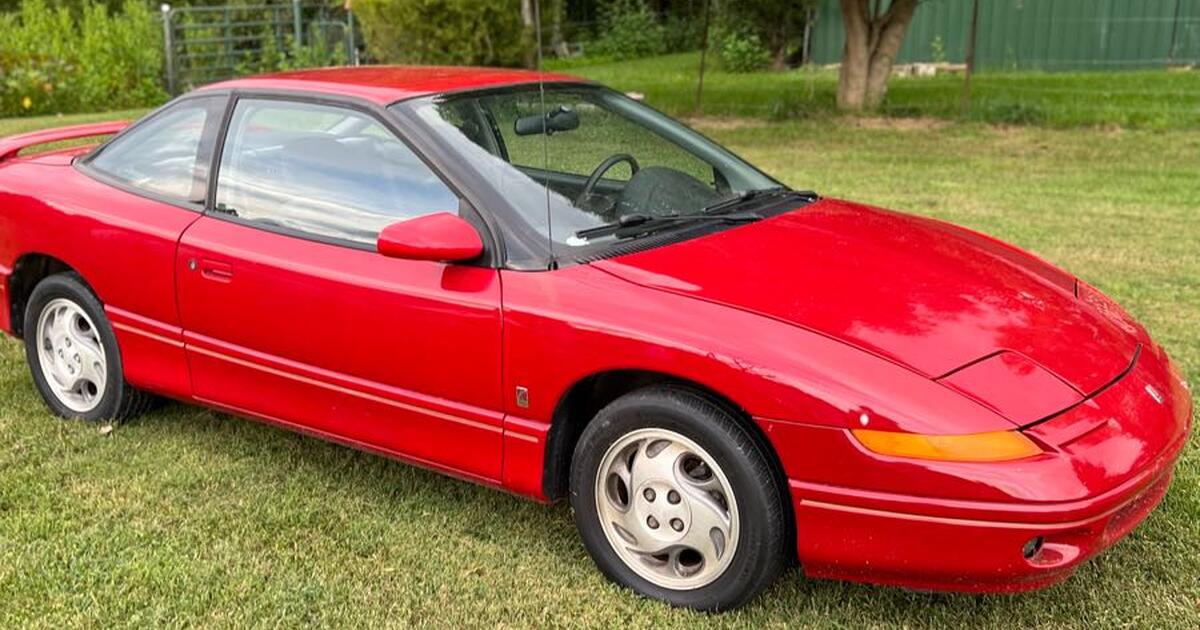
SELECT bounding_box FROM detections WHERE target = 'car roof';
[200,65,588,105]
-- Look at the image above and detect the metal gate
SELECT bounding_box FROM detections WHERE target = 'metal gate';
[161,1,358,95]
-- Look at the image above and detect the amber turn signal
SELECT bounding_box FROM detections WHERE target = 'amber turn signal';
[850,429,1043,462]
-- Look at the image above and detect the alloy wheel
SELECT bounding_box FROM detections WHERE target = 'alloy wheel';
[594,427,739,590]
[35,297,107,413]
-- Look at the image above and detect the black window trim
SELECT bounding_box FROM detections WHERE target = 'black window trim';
[75,92,233,214]
[204,88,503,268]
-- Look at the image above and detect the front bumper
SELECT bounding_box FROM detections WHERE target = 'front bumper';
[790,435,1183,592]
[763,343,1192,593]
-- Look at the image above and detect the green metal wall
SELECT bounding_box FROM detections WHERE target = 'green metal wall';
[809,0,1200,71]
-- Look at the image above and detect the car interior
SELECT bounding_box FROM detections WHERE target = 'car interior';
[439,95,728,224]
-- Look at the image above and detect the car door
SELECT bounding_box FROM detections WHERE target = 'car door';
[175,96,505,480]
[67,95,227,400]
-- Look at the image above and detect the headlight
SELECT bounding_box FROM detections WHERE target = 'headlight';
[851,429,1043,462]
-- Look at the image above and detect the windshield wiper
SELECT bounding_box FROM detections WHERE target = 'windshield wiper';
[574,210,763,240]
[702,186,806,215]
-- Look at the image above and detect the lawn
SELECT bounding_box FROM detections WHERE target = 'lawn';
[0,109,1197,628]
[549,52,1200,129]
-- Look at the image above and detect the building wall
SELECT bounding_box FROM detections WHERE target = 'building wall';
[808,0,1200,71]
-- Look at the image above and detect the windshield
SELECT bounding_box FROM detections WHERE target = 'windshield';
[401,84,782,263]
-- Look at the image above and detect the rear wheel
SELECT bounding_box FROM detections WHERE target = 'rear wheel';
[570,387,788,611]
[23,273,154,422]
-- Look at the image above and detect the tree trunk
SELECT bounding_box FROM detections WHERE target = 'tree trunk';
[771,45,790,71]
[550,0,569,58]
[769,24,790,71]
[837,0,919,111]
[521,0,537,69]
[837,0,871,110]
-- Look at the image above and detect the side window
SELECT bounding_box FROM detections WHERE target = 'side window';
[215,99,460,246]
[88,96,226,203]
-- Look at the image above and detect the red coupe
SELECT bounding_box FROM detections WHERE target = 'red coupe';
[0,67,1190,610]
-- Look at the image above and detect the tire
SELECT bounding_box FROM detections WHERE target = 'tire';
[23,272,155,422]
[570,386,788,611]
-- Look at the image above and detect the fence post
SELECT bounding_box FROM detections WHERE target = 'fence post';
[292,0,304,48]
[800,6,814,67]
[1167,0,1183,64]
[346,8,359,65]
[960,0,980,117]
[161,4,176,96]
[223,5,233,76]
[695,0,711,114]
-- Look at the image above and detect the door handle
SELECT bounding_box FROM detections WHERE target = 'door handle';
[194,259,233,282]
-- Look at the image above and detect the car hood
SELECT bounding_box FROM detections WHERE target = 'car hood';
[594,199,1140,408]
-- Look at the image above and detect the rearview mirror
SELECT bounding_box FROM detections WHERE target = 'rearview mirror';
[377,213,483,263]
[514,105,580,136]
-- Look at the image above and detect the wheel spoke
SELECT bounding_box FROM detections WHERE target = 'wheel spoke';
[68,317,104,362]
[597,446,651,551]
[628,439,686,491]
[73,345,106,391]
[678,489,731,567]
[681,470,723,495]
[50,306,70,339]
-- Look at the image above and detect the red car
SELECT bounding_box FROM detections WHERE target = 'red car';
[0,67,1191,610]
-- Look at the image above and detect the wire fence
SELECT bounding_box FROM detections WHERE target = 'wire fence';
[162,1,358,95]
[151,5,1198,129]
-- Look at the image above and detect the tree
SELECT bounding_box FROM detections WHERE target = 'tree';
[837,0,920,111]
[521,0,536,68]
[723,0,815,71]
[354,0,527,67]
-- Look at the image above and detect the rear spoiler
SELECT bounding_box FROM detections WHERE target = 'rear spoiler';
[0,121,129,162]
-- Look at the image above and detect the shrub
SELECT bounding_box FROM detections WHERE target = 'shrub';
[720,0,814,70]
[289,28,349,70]
[0,0,76,115]
[662,12,704,53]
[591,0,666,61]
[233,30,347,80]
[0,0,165,117]
[0,55,76,116]
[78,1,167,110]
[354,0,527,67]
[719,30,770,73]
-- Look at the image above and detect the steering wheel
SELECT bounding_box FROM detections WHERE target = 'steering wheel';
[576,153,640,206]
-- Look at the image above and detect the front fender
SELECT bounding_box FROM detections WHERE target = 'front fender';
[500,265,1013,436]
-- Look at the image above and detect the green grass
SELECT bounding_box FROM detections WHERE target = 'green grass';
[0,109,150,136]
[1,111,1197,628]
[549,52,1200,129]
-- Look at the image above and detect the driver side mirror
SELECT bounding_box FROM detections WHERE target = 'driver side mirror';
[377,212,483,263]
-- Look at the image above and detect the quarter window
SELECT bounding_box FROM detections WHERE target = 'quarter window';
[88,96,225,203]
[214,99,459,246]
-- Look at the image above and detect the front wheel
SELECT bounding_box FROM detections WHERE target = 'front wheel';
[570,387,789,611]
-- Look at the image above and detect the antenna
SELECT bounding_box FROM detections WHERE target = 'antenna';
[534,0,555,269]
